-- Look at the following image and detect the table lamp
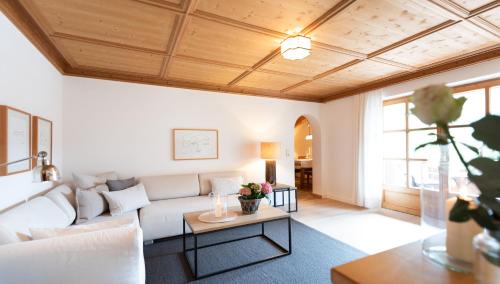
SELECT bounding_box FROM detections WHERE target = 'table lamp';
[0,151,60,182]
[260,142,280,185]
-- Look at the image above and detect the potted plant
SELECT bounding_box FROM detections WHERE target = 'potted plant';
[411,84,500,282]
[238,182,272,214]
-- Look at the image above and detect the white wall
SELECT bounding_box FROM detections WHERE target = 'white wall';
[320,95,360,203]
[320,58,500,205]
[0,12,63,211]
[62,77,321,191]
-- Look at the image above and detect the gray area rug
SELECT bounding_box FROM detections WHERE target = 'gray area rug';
[144,219,366,284]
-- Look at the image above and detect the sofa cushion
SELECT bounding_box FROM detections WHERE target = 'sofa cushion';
[199,171,246,195]
[139,195,241,241]
[0,225,145,284]
[0,225,18,246]
[211,176,244,195]
[75,188,109,224]
[102,183,150,216]
[72,172,118,189]
[45,185,76,224]
[140,174,200,200]
[0,197,71,242]
[83,210,139,227]
[30,217,137,240]
[106,177,137,191]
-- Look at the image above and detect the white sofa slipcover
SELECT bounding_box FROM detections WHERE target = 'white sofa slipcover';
[140,194,241,241]
[198,171,246,195]
[0,225,145,284]
[140,173,200,200]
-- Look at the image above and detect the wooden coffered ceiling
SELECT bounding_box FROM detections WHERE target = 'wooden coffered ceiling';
[1,0,499,102]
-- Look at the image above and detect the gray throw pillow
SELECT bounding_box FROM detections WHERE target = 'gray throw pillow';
[75,187,109,224]
[106,177,137,191]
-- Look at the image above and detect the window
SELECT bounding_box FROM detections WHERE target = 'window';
[383,79,500,206]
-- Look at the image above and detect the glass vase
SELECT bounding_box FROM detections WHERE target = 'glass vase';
[473,229,500,283]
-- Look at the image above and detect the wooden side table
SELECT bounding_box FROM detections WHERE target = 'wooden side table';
[272,183,297,213]
[331,240,474,284]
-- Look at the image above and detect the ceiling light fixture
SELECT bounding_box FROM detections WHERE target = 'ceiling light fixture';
[280,35,311,60]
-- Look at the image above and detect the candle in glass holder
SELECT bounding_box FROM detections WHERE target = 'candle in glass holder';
[214,193,222,218]
[446,196,481,263]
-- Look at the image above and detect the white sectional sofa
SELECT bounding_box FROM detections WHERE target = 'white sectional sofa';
[0,184,145,284]
[139,171,246,241]
[0,170,250,283]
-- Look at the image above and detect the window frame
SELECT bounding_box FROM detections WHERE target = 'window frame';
[383,77,500,193]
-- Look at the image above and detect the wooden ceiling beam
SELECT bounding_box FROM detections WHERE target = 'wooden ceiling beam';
[65,66,321,103]
[131,0,184,14]
[159,0,198,78]
[0,0,69,74]
[468,0,500,17]
[368,58,418,71]
[51,32,169,56]
[321,45,500,102]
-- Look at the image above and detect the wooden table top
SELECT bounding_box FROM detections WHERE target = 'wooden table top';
[331,241,474,284]
[183,206,289,234]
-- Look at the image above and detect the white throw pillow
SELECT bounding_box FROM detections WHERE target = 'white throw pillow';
[75,187,109,224]
[29,218,136,240]
[211,176,243,195]
[72,172,118,189]
[102,183,150,216]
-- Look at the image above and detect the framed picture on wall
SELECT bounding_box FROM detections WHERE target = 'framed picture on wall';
[32,116,53,168]
[173,129,219,160]
[0,106,32,176]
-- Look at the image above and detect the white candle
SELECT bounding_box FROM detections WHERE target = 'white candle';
[214,194,222,218]
[446,196,481,263]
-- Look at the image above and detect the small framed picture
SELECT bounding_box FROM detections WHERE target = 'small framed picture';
[32,116,53,168]
[0,106,32,176]
[173,129,219,160]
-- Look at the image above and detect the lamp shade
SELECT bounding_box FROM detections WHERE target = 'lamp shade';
[260,142,281,160]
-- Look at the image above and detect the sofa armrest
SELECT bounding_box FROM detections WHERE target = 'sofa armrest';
[0,226,145,284]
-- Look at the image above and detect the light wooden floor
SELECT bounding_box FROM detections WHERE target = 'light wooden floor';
[290,191,439,255]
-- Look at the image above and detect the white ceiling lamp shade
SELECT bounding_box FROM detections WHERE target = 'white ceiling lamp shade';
[280,35,311,60]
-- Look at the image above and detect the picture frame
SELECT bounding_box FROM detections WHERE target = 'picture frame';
[32,116,53,168]
[0,106,32,176]
[173,128,219,160]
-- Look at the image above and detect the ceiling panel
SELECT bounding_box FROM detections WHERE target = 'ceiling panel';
[57,39,164,75]
[449,0,493,11]
[20,0,177,51]
[260,47,358,77]
[285,79,345,97]
[479,6,500,28]
[311,0,449,54]
[376,22,499,68]
[236,71,307,91]
[167,58,246,85]
[322,60,407,85]
[196,0,339,33]
[177,17,280,66]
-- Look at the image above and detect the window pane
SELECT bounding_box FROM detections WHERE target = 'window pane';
[408,102,429,129]
[409,160,439,190]
[449,127,483,162]
[490,86,500,115]
[384,160,407,187]
[383,132,406,159]
[408,129,439,160]
[451,89,485,126]
[384,103,406,131]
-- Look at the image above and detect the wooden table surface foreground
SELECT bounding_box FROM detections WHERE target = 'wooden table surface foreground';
[331,241,474,284]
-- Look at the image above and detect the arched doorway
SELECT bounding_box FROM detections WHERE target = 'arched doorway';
[294,116,313,192]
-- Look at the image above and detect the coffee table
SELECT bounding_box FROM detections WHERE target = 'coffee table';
[183,206,292,279]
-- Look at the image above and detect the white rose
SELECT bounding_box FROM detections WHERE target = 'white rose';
[411,84,466,125]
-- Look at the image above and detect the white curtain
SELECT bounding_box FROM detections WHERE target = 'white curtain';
[356,89,384,208]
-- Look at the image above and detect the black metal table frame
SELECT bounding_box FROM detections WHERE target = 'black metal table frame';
[273,187,298,213]
[182,216,292,280]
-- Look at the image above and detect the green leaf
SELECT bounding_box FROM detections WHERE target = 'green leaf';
[471,115,500,151]
[478,195,500,217]
[468,158,500,197]
[460,142,479,154]
[449,198,471,222]
[469,205,499,231]
[415,139,449,151]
